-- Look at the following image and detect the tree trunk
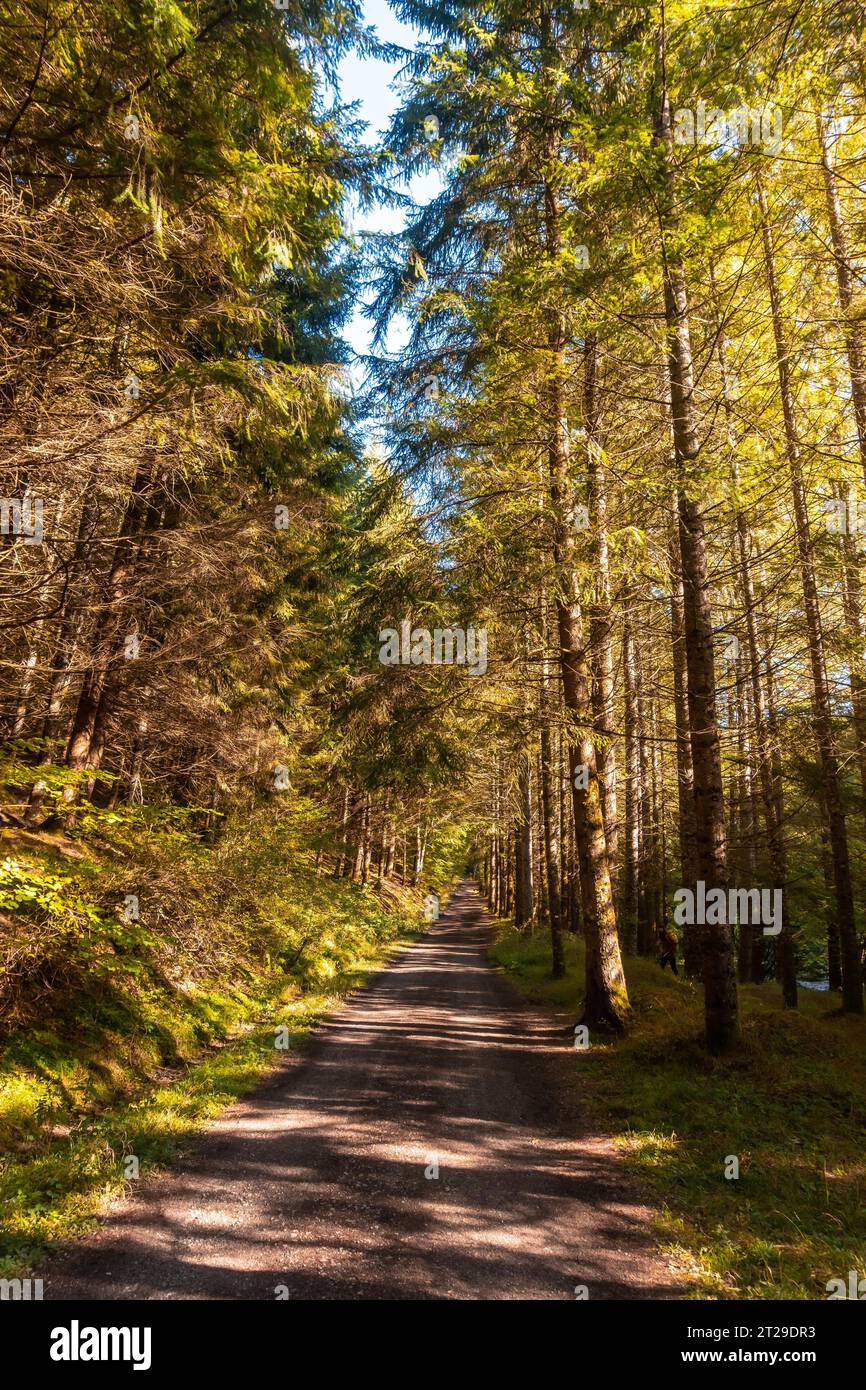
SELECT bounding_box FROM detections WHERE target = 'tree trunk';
[818,115,866,482]
[584,333,618,867]
[62,461,153,809]
[655,74,739,1050]
[514,750,535,929]
[543,163,627,1028]
[539,641,565,977]
[621,604,640,955]
[838,477,866,839]
[758,178,861,1012]
[666,485,701,975]
[713,281,794,999]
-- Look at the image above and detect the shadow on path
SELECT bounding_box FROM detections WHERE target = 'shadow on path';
[41,881,683,1300]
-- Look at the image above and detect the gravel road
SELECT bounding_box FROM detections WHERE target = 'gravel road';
[43,880,682,1300]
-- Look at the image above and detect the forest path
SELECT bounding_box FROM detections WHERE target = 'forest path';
[43,881,681,1300]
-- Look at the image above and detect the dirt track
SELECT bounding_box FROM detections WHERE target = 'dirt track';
[43,881,681,1300]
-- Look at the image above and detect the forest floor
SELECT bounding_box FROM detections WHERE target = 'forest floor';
[37,880,682,1300]
[492,922,866,1299]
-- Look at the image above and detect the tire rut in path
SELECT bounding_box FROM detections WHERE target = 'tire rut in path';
[42,880,683,1300]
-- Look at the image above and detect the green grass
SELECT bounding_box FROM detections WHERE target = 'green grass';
[0,797,448,1279]
[0,787,471,1279]
[490,925,866,1300]
[0,928,422,1279]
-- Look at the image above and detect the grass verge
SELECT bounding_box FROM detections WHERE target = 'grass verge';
[0,813,434,1279]
[490,925,866,1300]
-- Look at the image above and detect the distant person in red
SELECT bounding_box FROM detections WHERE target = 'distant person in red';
[657,924,679,975]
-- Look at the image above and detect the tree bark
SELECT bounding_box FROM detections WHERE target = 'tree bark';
[818,115,866,482]
[655,73,739,1050]
[543,161,627,1027]
[713,281,794,1000]
[758,178,861,1012]
[584,333,618,867]
[666,486,701,975]
[621,604,640,956]
[539,626,565,977]
[514,750,535,930]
